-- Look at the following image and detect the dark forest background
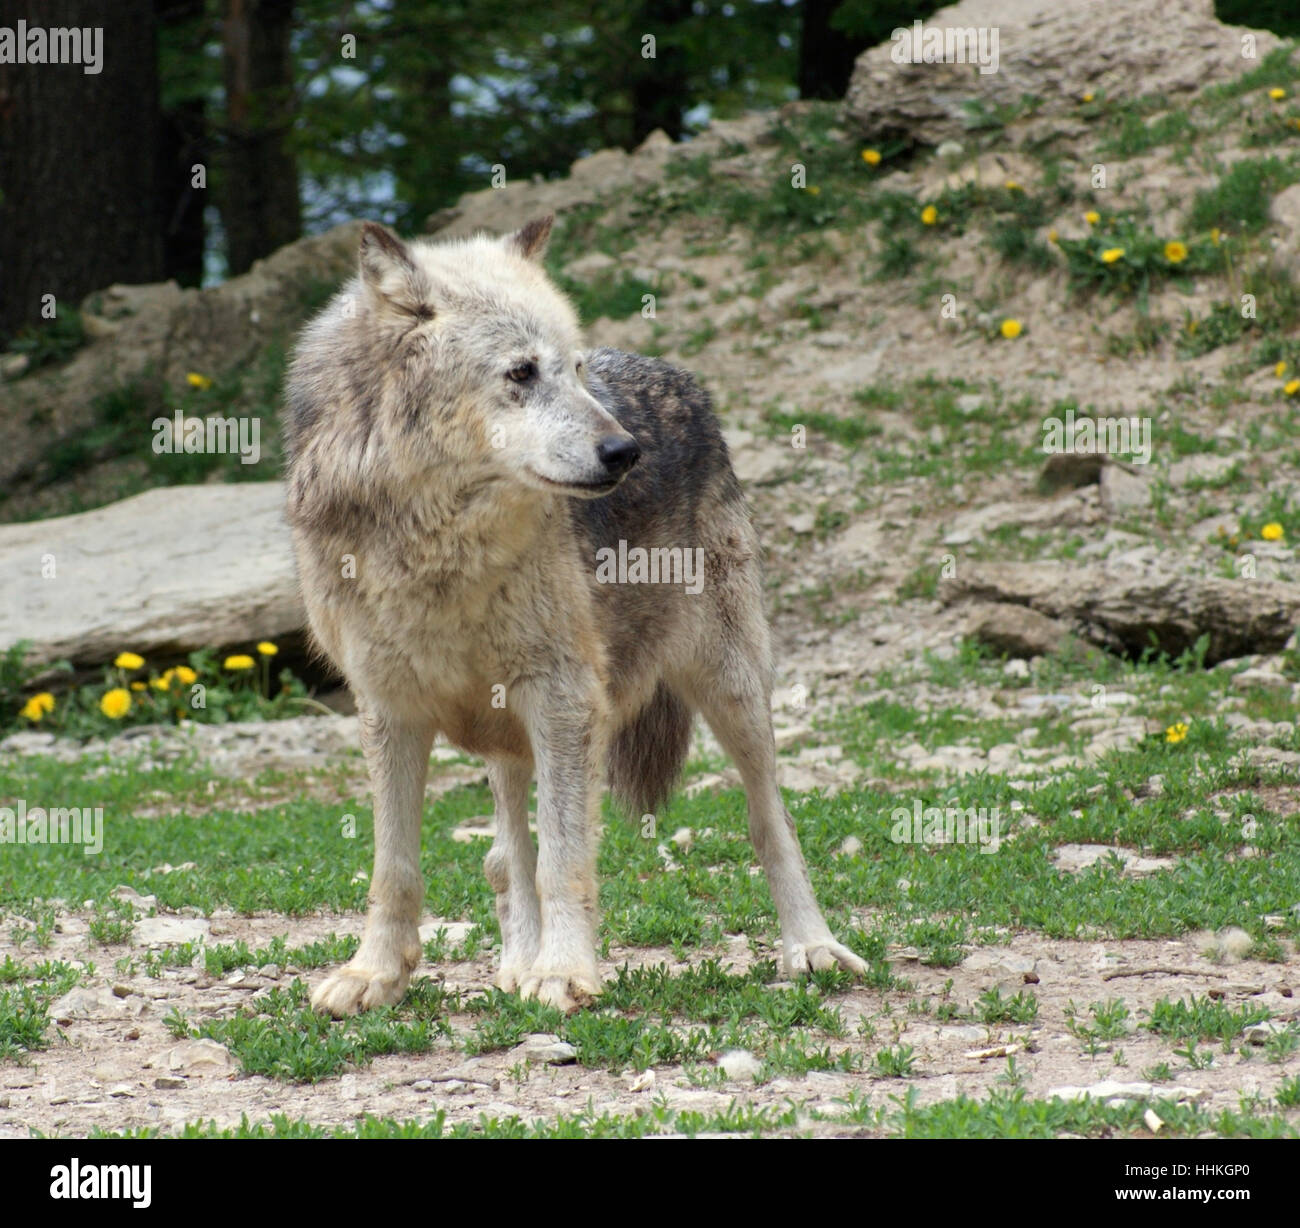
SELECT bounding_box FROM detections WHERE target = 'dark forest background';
[1,0,1296,341]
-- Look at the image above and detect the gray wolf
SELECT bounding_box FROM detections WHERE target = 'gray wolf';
[284,215,866,1015]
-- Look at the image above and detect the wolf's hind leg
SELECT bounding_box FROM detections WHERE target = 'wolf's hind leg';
[682,657,868,980]
[484,756,540,991]
[312,707,433,1016]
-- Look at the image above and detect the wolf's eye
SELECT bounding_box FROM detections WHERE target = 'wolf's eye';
[506,361,537,383]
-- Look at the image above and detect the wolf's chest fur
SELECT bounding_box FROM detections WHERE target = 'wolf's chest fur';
[292,485,605,753]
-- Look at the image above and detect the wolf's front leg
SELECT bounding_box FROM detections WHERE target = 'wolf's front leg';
[483,755,540,991]
[515,677,604,1012]
[312,707,434,1017]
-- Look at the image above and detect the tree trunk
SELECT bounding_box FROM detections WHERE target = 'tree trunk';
[798,0,861,100]
[158,96,208,287]
[220,0,299,276]
[0,0,163,339]
[629,0,692,146]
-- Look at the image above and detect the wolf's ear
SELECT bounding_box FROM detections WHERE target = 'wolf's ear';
[359,222,432,317]
[505,215,553,262]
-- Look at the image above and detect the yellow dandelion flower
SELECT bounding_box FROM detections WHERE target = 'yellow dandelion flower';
[1262,522,1285,541]
[805,185,821,195]
[1000,319,1023,340]
[151,674,171,690]
[113,651,144,670]
[1269,87,1287,101]
[1275,361,1288,378]
[1047,228,1059,243]
[1101,247,1124,264]
[1210,227,1221,245]
[1165,722,1189,744]
[921,204,938,225]
[20,693,55,722]
[224,654,255,671]
[1163,240,1187,263]
[174,666,198,685]
[1004,179,1022,191]
[257,641,279,657]
[1081,92,1095,103]
[862,149,882,165]
[1085,210,1100,225]
[100,688,132,719]
[1285,379,1300,396]
[130,681,146,692]
[186,372,212,391]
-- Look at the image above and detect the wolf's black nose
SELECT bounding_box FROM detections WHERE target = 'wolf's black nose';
[596,435,641,475]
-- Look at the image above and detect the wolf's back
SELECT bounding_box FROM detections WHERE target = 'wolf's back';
[579,350,753,815]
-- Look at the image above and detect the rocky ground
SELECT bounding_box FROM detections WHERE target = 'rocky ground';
[2,0,1300,1137]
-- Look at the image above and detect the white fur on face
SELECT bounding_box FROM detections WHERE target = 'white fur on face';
[393,236,636,494]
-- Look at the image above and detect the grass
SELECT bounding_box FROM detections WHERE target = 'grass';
[0,957,84,1059]
[1188,156,1300,234]
[4,308,87,373]
[79,1086,1298,1139]
[3,637,1298,1133]
[172,978,453,1082]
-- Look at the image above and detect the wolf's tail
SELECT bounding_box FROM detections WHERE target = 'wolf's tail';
[607,682,693,816]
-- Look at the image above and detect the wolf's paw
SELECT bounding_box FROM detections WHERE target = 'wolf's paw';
[785,938,869,979]
[495,963,530,994]
[311,964,410,1017]
[517,967,601,1013]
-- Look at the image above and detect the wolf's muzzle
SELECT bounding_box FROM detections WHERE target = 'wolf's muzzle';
[596,434,641,477]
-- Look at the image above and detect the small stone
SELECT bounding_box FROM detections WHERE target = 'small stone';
[132,915,210,947]
[418,920,475,946]
[510,1034,577,1065]
[153,1076,186,1090]
[1243,1022,1287,1045]
[1232,668,1290,694]
[153,1038,233,1076]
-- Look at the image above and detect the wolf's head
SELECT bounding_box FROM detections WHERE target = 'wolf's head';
[320,215,640,498]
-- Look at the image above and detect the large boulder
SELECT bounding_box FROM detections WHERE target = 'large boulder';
[0,483,302,667]
[844,0,1282,147]
[940,561,1300,664]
